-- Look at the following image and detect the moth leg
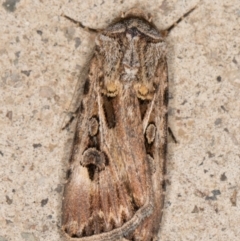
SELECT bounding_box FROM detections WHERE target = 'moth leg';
[168,127,178,143]
[61,105,82,131]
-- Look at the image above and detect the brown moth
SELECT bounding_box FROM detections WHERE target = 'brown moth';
[62,7,195,241]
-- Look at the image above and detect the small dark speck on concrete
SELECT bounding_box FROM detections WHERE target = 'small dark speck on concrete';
[224,128,229,133]
[37,30,43,35]
[42,38,49,43]
[214,118,222,125]
[0,151,4,156]
[33,143,42,148]
[205,195,217,201]
[43,105,50,109]
[6,111,12,120]
[6,195,13,205]
[220,172,227,181]
[54,184,63,193]
[15,51,20,58]
[21,70,31,77]
[75,37,81,48]
[232,57,238,64]
[6,219,13,224]
[221,105,227,112]
[207,151,215,158]
[2,0,20,12]
[41,198,48,207]
[181,99,187,105]
[191,205,199,213]
[205,190,221,201]
[212,190,221,196]
[196,91,200,96]
[217,76,222,82]
[47,215,52,219]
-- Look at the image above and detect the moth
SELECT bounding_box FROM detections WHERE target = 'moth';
[62,7,195,241]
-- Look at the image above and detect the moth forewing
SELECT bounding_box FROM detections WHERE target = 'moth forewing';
[62,7,195,241]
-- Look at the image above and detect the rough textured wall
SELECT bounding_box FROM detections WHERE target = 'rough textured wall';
[0,0,240,240]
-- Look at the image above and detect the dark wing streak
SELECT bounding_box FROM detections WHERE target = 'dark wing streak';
[108,102,143,210]
[102,134,132,225]
[97,93,126,226]
[142,94,156,132]
[106,133,137,222]
[113,128,134,208]
[121,96,148,203]
[106,160,120,225]
[124,128,145,195]
[95,93,117,228]
[97,93,139,227]
[104,167,114,227]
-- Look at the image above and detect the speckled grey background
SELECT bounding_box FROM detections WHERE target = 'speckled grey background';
[1,0,240,240]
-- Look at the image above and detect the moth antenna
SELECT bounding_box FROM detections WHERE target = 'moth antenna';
[162,5,197,36]
[62,14,100,34]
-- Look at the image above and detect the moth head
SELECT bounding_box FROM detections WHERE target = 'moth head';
[121,9,165,41]
[122,8,152,23]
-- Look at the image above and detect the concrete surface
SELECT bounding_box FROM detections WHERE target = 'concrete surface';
[0,0,240,240]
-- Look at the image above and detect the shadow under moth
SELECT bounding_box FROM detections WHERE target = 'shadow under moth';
[62,7,195,241]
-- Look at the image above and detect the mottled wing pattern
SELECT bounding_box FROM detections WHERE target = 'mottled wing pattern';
[62,9,168,241]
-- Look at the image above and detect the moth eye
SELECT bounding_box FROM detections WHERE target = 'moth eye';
[89,117,99,136]
[146,123,156,144]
